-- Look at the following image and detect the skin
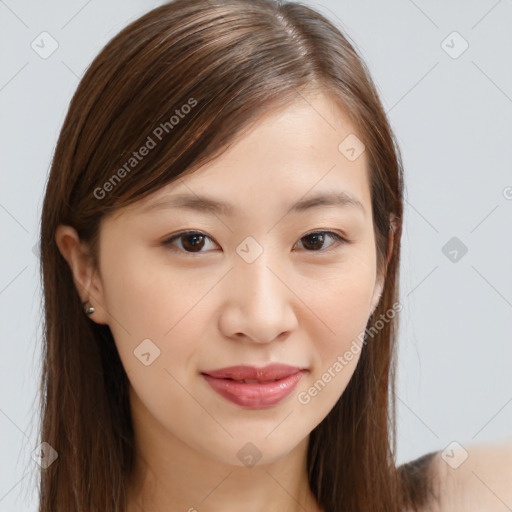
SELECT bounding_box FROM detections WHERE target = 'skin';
[55,92,392,512]
[430,441,512,512]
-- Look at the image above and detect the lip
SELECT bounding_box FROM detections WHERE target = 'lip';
[200,364,307,409]
[201,363,306,381]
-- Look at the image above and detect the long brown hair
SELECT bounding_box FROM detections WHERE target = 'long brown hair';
[37,0,438,510]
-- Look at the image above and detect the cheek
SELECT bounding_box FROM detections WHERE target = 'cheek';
[299,254,376,406]
[305,252,377,342]
[101,259,206,425]
[100,245,223,386]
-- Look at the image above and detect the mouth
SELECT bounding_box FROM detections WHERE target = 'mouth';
[200,369,307,409]
[200,363,307,382]
[217,377,281,384]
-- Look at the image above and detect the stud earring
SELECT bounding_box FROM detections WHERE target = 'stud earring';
[83,301,95,316]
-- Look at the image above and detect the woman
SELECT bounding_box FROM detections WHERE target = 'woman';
[38,0,512,510]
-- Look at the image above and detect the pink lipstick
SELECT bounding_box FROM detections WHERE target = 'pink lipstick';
[201,363,306,409]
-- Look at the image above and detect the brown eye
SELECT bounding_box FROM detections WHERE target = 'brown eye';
[162,229,348,257]
[163,231,217,254]
[295,231,347,252]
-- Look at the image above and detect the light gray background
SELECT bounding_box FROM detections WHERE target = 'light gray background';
[1,0,511,510]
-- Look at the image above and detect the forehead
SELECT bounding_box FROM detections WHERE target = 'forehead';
[125,93,371,219]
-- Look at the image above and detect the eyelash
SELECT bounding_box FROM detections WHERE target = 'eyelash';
[161,229,349,256]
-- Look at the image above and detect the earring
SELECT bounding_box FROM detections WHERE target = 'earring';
[83,301,95,316]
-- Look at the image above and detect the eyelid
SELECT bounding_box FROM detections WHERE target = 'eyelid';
[162,229,350,256]
[162,230,218,255]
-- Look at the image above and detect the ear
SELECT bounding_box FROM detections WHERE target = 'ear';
[369,216,396,317]
[55,224,109,325]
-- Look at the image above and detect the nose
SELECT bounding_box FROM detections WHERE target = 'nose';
[218,251,298,344]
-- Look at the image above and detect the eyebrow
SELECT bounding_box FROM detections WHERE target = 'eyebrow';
[141,190,366,217]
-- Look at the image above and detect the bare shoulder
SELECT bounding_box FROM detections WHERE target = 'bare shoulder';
[429,439,512,512]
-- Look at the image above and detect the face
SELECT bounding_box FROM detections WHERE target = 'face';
[59,93,385,467]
